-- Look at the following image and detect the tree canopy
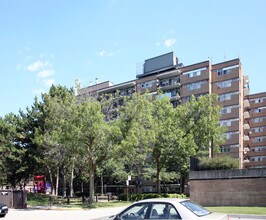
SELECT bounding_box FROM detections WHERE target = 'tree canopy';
[0,84,226,200]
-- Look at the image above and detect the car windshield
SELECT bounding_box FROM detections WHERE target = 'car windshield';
[180,201,211,217]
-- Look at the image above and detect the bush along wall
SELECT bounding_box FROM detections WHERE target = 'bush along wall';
[198,156,239,171]
[118,193,186,201]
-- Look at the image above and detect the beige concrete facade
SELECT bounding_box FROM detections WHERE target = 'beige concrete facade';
[77,52,265,169]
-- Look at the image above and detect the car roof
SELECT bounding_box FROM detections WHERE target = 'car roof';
[137,198,189,203]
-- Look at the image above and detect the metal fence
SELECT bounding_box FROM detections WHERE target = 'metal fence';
[0,190,27,209]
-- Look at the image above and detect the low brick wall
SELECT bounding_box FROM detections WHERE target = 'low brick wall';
[189,168,266,206]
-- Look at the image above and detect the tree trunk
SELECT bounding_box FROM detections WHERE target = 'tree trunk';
[70,159,75,197]
[101,175,104,195]
[89,166,95,203]
[47,166,54,195]
[62,173,66,197]
[156,157,161,194]
[56,166,59,196]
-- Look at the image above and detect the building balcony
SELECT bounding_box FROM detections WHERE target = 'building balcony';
[243,158,250,163]
[157,69,181,79]
[160,92,181,101]
[244,99,250,109]
[244,135,250,141]
[244,111,250,119]
[243,123,250,130]
[170,94,181,101]
[244,147,250,154]
[244,87,250,97]
[99,81,136,94]
[244,75,250,85]
[158,82,181,91]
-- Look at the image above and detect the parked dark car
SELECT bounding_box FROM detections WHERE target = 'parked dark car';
[0,203,8,218]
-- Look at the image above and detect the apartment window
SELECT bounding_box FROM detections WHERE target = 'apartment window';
[215,78,239,89]
[186,80,207,91]
[250,97,266,104]
[220,146,231,153]
[215,65,239,76]
[141,81,153,89]
[252,127,265,133]
[252,117,266,123]
[255,146,266,152]
[217,69,228,76]
[251,156,265,162]
[218,92,239,102]
[159,76,180,87]
[220,118,239,127]
[184,67,205,78]
[225,131,239,140]
[220,105,238,114]
[252,136,266,143]
[163,88,180,97]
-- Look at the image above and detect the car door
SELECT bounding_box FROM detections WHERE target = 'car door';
[118,202,151,220]
[148,202,182,219]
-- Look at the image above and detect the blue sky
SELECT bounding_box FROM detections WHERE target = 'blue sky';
[1,0,266,116]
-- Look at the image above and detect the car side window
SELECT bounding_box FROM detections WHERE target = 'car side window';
[149,203,181,219]
[119,203,150,220]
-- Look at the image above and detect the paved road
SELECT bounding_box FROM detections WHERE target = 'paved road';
[5,207,125,220]
[5,207,266,220]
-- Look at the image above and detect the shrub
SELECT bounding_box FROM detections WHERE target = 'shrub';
[118,193,186,201]
[198,156,239,170]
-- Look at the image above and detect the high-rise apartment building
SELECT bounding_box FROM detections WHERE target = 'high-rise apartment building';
[78,52,265,169]
[245,92,266,168]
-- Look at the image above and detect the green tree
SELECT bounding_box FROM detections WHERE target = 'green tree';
[172,94,225,192]
[76,96,115,203]
[150,96,178,193]
[34,85,77,196]
[114,93,155,193]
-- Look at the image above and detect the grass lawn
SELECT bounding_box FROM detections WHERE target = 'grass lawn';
[206,206,266,215]
[28,193,266,215]
[27,193,131,209]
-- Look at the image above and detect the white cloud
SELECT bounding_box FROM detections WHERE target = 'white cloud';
[37,69,54,78]
[164,38,176,48]
[27,60,45,72]
[43,79,55,87]
[99,50,116,57]
[99,50,106,56]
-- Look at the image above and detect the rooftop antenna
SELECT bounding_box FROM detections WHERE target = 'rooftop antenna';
[224,51,226,61]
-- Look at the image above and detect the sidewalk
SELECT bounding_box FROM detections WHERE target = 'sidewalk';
[229,214,266,219]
